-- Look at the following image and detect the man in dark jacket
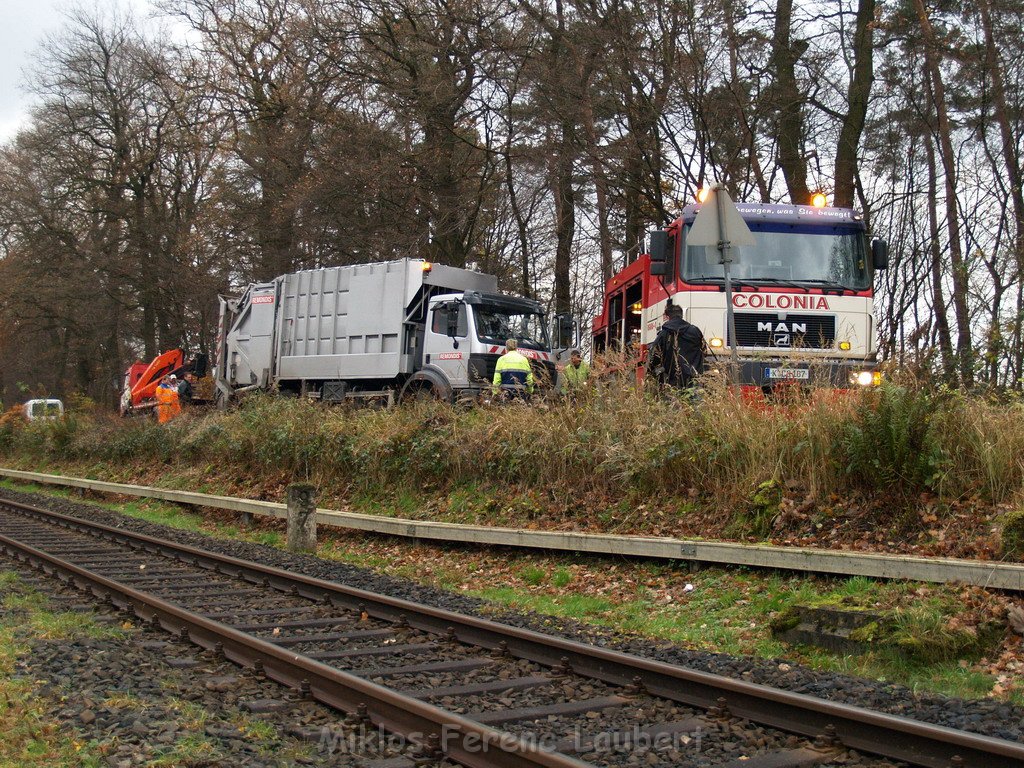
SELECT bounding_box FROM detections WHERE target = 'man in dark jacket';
[176,374,194,405]
[645,304,706,390]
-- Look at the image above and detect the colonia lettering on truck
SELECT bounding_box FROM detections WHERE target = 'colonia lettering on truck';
[592,193,890,391]
[733,294,831,311]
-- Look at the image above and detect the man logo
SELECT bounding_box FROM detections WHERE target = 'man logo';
[757,321,806,347]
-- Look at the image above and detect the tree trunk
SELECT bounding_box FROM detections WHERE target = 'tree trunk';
[978,0,1024,387]
[503,143,533,298]
[834,0,875,208]
[622,110,646,262]
[724,2,770,202]
[424,120,467,269]
[549,0,574,314]
[915,0,973,385]
[141,296,157,360]
[923,133,955,379]
[581,90,613,280]
[552,119,575,315]
[769,0,811,205]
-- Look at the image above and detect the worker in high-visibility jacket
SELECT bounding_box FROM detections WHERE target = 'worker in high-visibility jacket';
[155,376,181,424]
[492,339,534,400]
[562,349,590,393]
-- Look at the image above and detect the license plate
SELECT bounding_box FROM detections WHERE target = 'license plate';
[765,367,809,380]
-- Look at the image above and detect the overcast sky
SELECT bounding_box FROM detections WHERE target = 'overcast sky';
[0,0,155,143]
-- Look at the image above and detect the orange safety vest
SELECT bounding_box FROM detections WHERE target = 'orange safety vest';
[155,384,181,424]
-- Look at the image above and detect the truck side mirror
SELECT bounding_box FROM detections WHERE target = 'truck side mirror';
[445,302,465,338]
[554,313,576,350]
[871,239,889,271]
[649,230,668,276]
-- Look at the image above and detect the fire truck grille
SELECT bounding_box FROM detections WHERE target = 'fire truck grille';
[729,313,836,349]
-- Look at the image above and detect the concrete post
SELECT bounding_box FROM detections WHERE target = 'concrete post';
[286,484,318,553]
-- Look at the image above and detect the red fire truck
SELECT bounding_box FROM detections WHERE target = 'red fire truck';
[592,196,889,390]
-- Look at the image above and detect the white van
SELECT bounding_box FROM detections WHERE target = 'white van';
[24,399,64,421]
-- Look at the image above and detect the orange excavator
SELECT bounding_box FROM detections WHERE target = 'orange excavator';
[119,350,208,416]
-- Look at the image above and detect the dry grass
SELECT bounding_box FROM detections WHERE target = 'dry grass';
[5,377,1024,515]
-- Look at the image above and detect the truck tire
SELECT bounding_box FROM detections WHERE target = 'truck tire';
[399,372,453,404]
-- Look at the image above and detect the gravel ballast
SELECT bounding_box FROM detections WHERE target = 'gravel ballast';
[2,485,1021,745]
[0,558,418,767]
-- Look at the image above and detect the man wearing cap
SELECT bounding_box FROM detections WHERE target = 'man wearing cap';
[492,339,535,401]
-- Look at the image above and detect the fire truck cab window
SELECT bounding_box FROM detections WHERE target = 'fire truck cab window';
[430,303,468,337]
[624,281,643,348]
[683,225,869,290]
[666,231,678,282]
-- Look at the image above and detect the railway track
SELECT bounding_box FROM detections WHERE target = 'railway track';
[0,495,1020,768]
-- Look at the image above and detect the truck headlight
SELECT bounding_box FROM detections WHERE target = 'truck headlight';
[854,370,874,386]
[709,337,724,348]
[838,341,851,351]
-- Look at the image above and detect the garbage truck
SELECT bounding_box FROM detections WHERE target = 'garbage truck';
[214,259,567,405]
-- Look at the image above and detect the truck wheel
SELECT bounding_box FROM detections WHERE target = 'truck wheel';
[399,379,452,405]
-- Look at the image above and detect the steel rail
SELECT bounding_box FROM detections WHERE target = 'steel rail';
[0,532,589,768]
[2,496,1023,768]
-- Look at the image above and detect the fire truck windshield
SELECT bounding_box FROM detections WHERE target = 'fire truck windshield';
[682,226,870,290]
[475,307,549,350]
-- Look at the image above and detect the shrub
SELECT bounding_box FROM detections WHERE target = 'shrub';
[999,510,1024,561]
[838,384,947,492]
[888,606,1003,665]
[519,567,548,586]
[552,568,573,588]
[931,396,1024,502]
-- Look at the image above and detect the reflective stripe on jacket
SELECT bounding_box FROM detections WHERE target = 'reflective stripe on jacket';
[492,350,535,393]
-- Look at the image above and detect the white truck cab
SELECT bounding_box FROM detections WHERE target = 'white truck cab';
[415,291,556,397]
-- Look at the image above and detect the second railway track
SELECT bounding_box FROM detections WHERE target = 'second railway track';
[0,494,1020,768]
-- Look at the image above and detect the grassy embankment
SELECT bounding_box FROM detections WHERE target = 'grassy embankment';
[2,479,1020,707]
[2,379,1024,557]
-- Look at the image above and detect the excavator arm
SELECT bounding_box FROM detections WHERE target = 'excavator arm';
[120,349,185,416]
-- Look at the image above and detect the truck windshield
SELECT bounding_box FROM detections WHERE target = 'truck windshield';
[682,226,870,290]
[475,307,549,350]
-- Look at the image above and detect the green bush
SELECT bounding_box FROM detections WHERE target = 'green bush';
[888,606,1002,665]
[838,384,947,492]
[999,510,1024,560]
